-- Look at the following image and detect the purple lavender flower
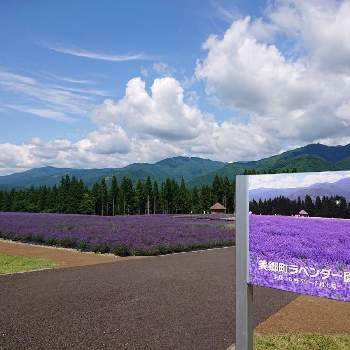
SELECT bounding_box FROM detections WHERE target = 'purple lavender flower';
[249,215,350,302]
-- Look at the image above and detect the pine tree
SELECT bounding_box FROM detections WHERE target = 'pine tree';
[91,182,101,215]
[110,176,119,216]
[100,178,108,216]
[212,175,223,204]
[120,177,134,215]
[304,195,314,216]
[135,180,144,214]
[191,187,200,213]
[152,181,159,214]
[79,192,95,214]
[144,177,152,215]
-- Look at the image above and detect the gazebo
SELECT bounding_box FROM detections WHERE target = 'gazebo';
[299,209,309,217]
[210,202,226,214]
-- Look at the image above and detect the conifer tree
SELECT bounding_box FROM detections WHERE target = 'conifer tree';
[110,176,119,216]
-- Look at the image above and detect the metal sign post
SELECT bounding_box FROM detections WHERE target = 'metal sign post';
[235,175,253,350]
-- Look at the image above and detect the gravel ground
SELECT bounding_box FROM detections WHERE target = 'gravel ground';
[256,295,350,335]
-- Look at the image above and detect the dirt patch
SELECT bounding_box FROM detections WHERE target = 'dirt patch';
[0,239,144,269]
[256,295,350,335]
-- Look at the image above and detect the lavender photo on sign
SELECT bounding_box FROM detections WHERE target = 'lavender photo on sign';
[248,171,350,302]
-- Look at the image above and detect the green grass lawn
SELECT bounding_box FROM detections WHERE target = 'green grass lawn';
[0,253,57,274]
[255,335,350,350]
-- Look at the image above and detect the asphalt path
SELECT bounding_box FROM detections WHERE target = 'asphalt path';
[0,247,296,350]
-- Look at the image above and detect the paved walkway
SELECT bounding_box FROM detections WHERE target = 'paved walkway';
[0,247,295,350]
[2,243,347,349]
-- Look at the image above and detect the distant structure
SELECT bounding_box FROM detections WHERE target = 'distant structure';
[298,209,309,217]
[210,202,226,214]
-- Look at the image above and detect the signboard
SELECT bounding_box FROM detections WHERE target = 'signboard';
[235,171,350,349]
[248,170,350,302]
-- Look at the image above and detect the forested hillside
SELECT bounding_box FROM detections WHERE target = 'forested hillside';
[190,143,350,186]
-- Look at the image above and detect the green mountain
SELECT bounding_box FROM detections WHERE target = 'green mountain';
[2,143,350,188]
[0,156,226,188]
[189,143,350,186]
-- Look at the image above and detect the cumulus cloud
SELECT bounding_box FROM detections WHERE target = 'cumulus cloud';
[268,0,350,73]
[78,126,131,155]
[92,77,210,141]
[0,75,271,174]
[195,1,350,153]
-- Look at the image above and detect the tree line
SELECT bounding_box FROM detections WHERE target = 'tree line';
[250,194,350,218]
[0,174,235,215]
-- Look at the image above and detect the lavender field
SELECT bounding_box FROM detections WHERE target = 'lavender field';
[250,215,350,301]
[0,212,234,256]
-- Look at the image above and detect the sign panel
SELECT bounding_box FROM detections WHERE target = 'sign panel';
[248,171,350,302]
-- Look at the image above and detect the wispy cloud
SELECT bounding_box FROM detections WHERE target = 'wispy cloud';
[4,104,74,122]
[0,68,107,121]
[41,72,95,85]
[60,77,93,84]
[34,72,109,95]
[51,84,110,97]
[46,44,154,62]
[212,1,240,23]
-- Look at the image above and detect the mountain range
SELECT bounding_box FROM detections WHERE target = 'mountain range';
[0,157,225,188]
[2,143,350,188]
[250,177,350,202]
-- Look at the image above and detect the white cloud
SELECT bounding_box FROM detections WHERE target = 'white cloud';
[0,143,34,170]
[268,1,350,73]
[78,126,131,155]
[92,77,210,141]
[195,16,318,117]
[46,44,153,62]
[195,2,350,155]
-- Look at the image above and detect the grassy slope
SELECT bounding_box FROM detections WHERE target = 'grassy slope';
[0,253,57,274]
[255,335,350,350]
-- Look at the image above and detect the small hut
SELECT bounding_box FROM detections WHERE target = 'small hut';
[210,202,226,214]
[299,209,309,217]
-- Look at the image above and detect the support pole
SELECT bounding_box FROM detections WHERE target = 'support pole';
[235,175,253,350]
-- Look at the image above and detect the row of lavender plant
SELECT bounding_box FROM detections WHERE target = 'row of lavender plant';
[0,212,234,256]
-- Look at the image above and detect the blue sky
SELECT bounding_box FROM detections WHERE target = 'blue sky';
[1,1,350,174]
[0,0,261,143]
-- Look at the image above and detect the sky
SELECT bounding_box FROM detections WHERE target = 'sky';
[1,0,350,175]
[249,171,350,190]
